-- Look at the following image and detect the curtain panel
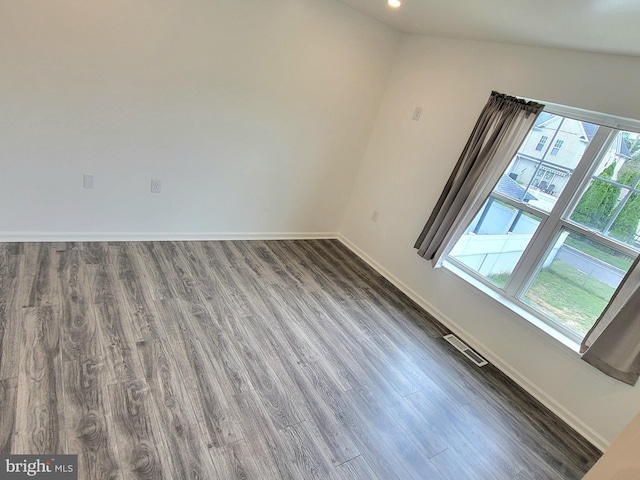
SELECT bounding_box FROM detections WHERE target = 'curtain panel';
[581,256,640,386]
[414,91,544,266]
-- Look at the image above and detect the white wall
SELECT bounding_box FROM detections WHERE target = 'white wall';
[340,35,640,448]
[0,0,399,238]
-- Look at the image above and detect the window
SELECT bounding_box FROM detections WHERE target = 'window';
[535,135,548,151]
[447,110,640,343]
[550,139,564,155]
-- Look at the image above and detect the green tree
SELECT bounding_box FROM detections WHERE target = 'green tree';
[607,165,640,244]
[610,193,640,243]
[617,158,640,186]
[570,163,620,230]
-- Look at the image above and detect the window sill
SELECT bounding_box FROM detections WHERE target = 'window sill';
[441,260,582,354]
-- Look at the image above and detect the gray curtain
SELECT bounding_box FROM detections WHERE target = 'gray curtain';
[581,255,640,385]
[414,91,544,266]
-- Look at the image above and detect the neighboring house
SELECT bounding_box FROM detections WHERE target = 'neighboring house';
[507,113,630,195]
[595,132,632,179]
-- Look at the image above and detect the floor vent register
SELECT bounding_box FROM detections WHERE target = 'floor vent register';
[443,333,489,367]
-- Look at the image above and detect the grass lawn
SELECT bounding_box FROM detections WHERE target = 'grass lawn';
[564,235,633,271]
[489,272,509,288]
[522,260,615,336]
[488,260,614,336]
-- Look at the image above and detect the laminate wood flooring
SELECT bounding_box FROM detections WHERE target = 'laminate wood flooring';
[0,239,601,479]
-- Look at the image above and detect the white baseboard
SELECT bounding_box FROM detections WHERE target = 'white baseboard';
[0,231,339,243]
[337,234,609,452]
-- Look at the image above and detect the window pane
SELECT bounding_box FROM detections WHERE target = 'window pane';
[522,230,635,337]
[501,114,599,213]
[449,197,542,288]
[550,139,563,156]
[535,136,547,151]
[613,131,640,187]
[610,192,640,245]
[570,178,629,232]
[569,131,640,249]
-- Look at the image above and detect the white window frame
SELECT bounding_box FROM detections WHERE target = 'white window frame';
[445,103,640,345]
[550,139,564,155]
[535,135,548,151]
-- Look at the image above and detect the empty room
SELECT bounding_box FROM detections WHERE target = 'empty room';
[2,0,640,478]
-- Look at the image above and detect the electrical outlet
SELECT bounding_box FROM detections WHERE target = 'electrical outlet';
[371,210,380,222]
[151,179,161,193]
[83,174,94,189]
[412,107,423,121]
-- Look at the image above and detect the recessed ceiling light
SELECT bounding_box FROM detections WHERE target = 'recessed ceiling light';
[388,0,402,8]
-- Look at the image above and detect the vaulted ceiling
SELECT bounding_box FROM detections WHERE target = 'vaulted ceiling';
[336,0,640,57]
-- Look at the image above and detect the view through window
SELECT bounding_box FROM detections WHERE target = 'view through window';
[447,111,640,341]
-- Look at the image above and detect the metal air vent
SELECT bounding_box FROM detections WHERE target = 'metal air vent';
[443,333,489,367]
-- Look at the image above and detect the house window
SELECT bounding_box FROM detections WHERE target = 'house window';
[446,110,640,343]
[535,135,548,151]
[550,139,564,155]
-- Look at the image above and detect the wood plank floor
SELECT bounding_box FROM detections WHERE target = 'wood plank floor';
[0,239,601,479]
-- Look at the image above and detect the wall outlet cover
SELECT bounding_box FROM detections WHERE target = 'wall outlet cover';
[83,174,94,189]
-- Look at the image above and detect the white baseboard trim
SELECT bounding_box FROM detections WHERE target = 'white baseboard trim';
[0,231,339,243]
[337,234,609,452]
